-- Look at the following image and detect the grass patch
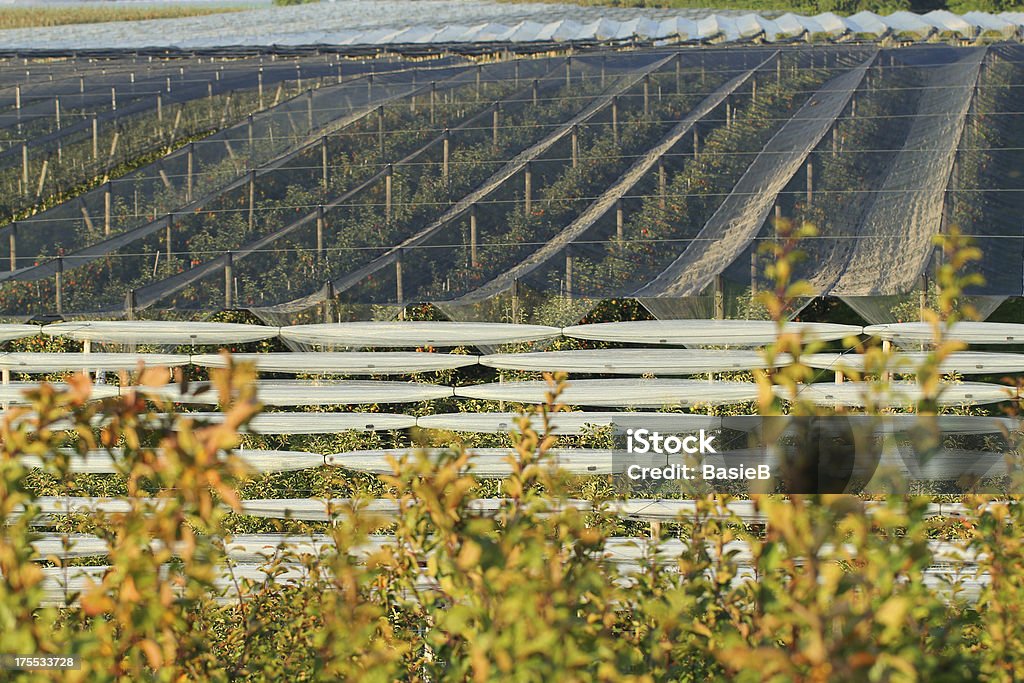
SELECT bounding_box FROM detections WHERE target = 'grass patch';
[0,3,251,30]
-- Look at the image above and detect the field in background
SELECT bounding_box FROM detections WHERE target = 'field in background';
[0,3,251,30]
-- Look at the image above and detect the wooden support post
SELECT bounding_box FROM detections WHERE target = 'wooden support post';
[91,115,98,161]
[385,164,393,224]
[565,59,571,87]
[714,275,724,319]
[55,96,61,129]
[442,128,450,180]
[186,143,194,202]
[600,56,606,87]
[224,252,233,309]
[492,104,499,148]
[156,93,162,122]
[564,250,573,299]
[831,127,837,157]
[316,205,325,263]
[34,160,46,200]
[693,126,699,158]
[306,89,314,131]
[321,136,329,190]
[476,64,482,100]
[430,81,436,125]
[14,84,20,131]
[258,66,264,109]
[512,278,521,324]
[395,253,404,307]
[247,114,254,160]
[751,77,757,104]
[8,223,16,271]
[104,182,112,235]
[611,96,619,143]
[750,251,757,294]
[248,170,256,229]
[806,160,813,206]
[571,125,579,168]
[111,86,117,111]
[532,79,538,106]
[377,105,385,157]
[55,258,63,315]
[643,74,650,114]
[774,204,782,239]
[524,162,532,215]
[163,215,172,266]
[21,144,28,194]
[514,60,520,86]
[658,158,667,210]
[616,199,624,246]
[675,54,682,93]
[470,204,478,266]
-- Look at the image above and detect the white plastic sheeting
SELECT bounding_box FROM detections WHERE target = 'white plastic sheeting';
[455,378,759,407]
[0,353,189,372]
[42,321,279,345]
[131,380,454,405]
[0,4,1015,50]
[415,411,755,434]
[0,324,40,342]
[775,381,1014,407]
[190,351,478,374]
[804,352,1024,375]
[14,495,972,525]
[564,320,862,346]
[20,449,325,474]
[865,322,1024,345]
[0,382,119,404]
[326,447,626,476]
[480,349,791,374]
[280,322,560,348]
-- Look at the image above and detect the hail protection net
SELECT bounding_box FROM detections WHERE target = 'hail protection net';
[0,58,474,316]
[0,54,440,222]
[1,45,1021,322]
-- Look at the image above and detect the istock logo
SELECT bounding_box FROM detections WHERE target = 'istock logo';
[626,428,718,455]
